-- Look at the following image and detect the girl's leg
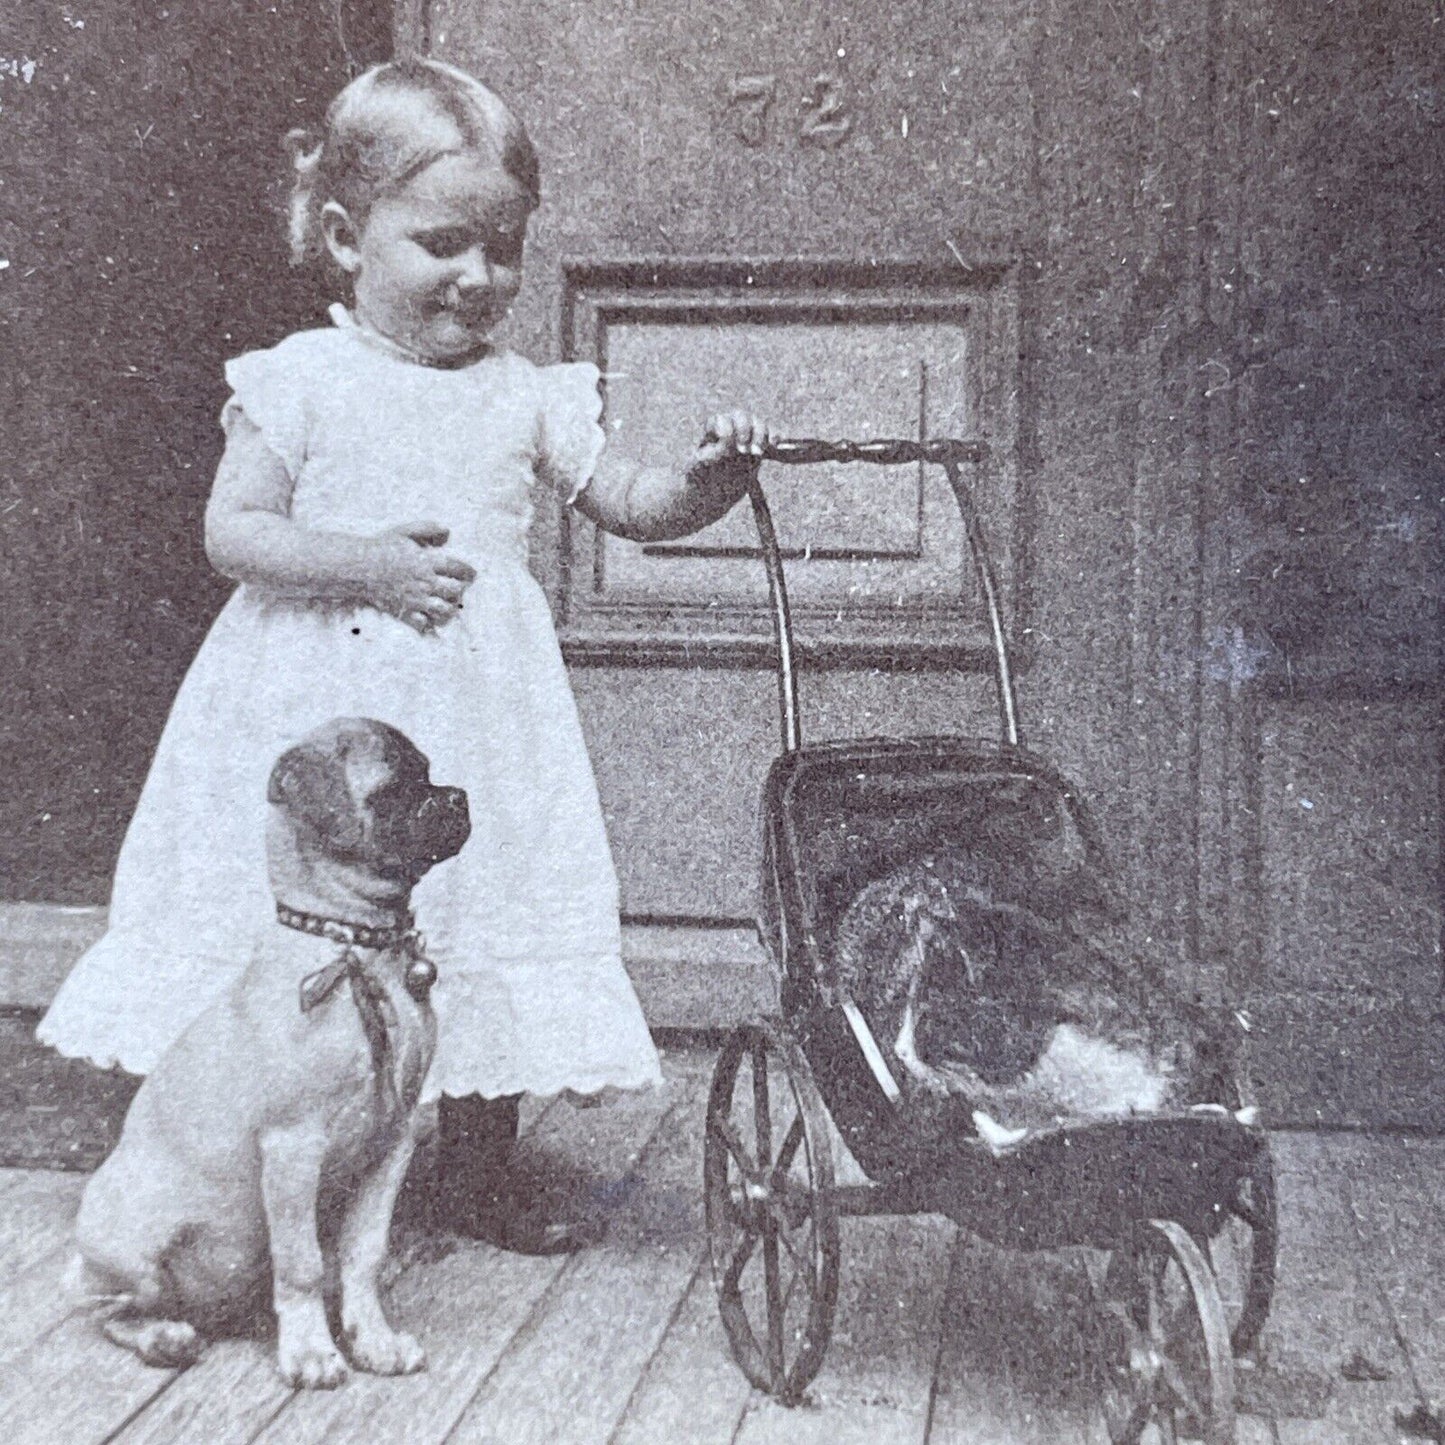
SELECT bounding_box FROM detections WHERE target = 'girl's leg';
[435,1094,595,1255]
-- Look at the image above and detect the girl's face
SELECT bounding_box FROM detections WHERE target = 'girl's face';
[326,150,531,365]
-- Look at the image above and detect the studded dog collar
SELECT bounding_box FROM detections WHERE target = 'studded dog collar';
[275,902,438,1106]
[275,902,438,1008]
[275,902,417,953]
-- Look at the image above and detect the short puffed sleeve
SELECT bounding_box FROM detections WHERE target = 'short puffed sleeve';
[535,362,606,504]
[219,336,316,478]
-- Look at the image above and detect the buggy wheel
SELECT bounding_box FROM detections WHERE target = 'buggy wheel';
[1099,1219,1236,1445]
[1201,1139,1277,1358]
[703,1023,840,1405]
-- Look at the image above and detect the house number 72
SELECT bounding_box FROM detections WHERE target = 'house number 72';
[726,72,853,148]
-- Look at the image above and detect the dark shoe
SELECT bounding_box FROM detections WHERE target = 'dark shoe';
[435,1093,601,1255]
[451,1195,602,1256]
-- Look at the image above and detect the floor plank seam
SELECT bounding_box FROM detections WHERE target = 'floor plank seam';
[94,1370,182,1445]
[429,1255,572,1445]
[432,1093,686,1445]
[21,1299,84,1356]
[728,1392,760,1445]
[1339,1171,1430,1412]
[603,1253,710,1445]
[0,1243,75,1360]
[240,1385,301,1445]
[1372,1277,1429,1412]
[520,1093,564,1141]
[921,1228,965,1444]
[0,1241,61,1298]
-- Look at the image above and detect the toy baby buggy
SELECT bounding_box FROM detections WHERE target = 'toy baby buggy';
[702,439,1278,1444]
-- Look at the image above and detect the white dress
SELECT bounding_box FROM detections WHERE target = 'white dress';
[38,307,663,1102]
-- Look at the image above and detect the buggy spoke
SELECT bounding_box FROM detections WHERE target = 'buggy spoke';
[1160,1295,1192,1342]
[752,1039,774,1171]
[709,1115,762,1186]
[762,1229,785,1377]
[771,1213,814,1269]
[1231,1190,1266,1231]
[721,1231,758,1296]
[721,1186,753,1231]
[779,1248,811,1320]
[772,1113,805,1184]
[1159,1356,1205,1424]
[1145,1276,1165,1346]
[769,1176,815,1231]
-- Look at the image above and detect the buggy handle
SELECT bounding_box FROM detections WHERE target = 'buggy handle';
[760,437,988,467]
[745,436,1020,754]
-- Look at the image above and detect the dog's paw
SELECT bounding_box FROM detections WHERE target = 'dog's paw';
[104,1316,204,1369]
[346,1324,427,1376]
[278,1340,351,1390]
[139,1319,204,1368]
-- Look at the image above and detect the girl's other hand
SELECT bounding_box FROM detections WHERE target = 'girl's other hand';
[369,520,478,634]
[695,410,773,467]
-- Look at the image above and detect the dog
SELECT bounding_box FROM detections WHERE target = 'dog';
[72,717,470,1388]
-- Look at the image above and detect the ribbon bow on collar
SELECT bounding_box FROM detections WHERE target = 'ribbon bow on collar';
[275,903,439,1100]
[274,902,437,1009]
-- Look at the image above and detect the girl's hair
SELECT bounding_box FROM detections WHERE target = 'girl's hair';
[284,59,540,266]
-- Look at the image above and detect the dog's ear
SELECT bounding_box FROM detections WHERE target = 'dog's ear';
[267,740,366,853]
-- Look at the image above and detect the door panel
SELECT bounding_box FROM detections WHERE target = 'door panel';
[430,0,1050,950]
[1246,699,1444,1129]
[434,0,1038,940]
[560,263,1019,662]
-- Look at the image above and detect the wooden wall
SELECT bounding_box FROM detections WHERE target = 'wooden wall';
[0,0,391,898]
[421,0,1443,1124]
[1206,0,1443,1127]
[2,0,1440,1125]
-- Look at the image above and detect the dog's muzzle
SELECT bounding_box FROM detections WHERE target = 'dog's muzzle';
[399,785,471,879]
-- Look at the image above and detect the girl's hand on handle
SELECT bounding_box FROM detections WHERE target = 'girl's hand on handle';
[681,409,774,527]
[696,410,774,468]
[369,521,478,634]
[570,409,773,544]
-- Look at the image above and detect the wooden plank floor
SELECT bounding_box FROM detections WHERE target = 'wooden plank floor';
[1,1046,1442,1444]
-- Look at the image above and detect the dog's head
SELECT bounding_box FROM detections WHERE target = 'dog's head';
[267,718,471,887]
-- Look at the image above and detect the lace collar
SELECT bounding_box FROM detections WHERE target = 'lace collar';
[327,303,495,370]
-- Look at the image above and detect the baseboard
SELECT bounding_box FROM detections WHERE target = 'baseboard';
[0,904,108,1011]
[0,903,775,1031]
[620,921,776,1029]
[1243,989,1445,1133]
[7,905,1443,1134]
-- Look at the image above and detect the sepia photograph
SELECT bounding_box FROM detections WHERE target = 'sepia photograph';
[0,0,1440,1439]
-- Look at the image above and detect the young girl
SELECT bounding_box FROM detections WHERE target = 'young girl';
[38,58,770,1253]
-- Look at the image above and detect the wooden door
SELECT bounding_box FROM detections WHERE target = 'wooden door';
[424,0,1049,1023]
[0,0,392,902]
[419,0,1444,1130]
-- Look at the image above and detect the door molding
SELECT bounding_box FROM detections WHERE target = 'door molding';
[557,257,1027,671]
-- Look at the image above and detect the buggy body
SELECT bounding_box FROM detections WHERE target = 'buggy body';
[701,439,1278,1444]
[759,732,1264,1250]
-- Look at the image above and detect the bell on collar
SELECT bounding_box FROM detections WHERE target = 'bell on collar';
[405,955,438,1001]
